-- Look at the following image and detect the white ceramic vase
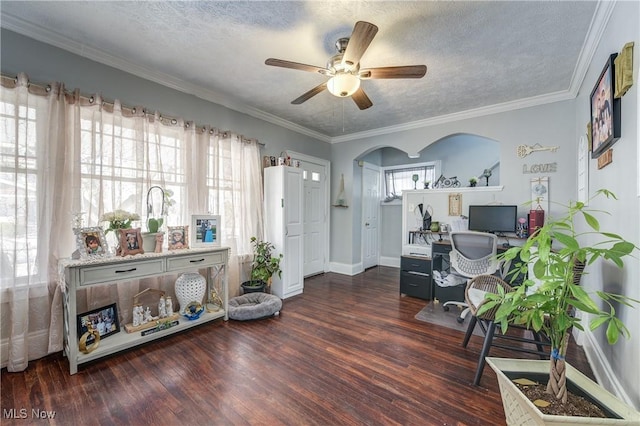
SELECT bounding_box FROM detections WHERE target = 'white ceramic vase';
[174,272,206,313]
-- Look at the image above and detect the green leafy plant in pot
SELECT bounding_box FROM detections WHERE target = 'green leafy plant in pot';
[142,186,175,252]
[242,237,283,293]
[479,190,639,414]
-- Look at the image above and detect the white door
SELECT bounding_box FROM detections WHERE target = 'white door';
[284,167,304,295]
[288,151,329,278]
[362,163,380,270]
[302,163,325,276]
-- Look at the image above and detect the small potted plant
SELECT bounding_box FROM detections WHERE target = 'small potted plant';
[469,177,478,187]
[241,237,283,293]
[480,189,640,422]
[142,186,175,252]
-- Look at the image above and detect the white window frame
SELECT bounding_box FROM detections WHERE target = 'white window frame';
[381,161,441,203]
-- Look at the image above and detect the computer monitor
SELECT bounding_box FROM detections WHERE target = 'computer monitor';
[467,205,517,234]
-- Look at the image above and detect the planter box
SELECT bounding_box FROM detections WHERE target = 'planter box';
[486,357,640,425]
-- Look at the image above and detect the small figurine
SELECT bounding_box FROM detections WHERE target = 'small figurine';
[165,296,173,316]
[158,296,167,318]
[132,304,143,327]
[143,306,153,323]
[155,233,164,253]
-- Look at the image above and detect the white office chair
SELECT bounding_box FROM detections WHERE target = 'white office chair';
[442,231,500,323]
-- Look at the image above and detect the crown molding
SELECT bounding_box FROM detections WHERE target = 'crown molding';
[330,90,574,144]
[567,0,616,98]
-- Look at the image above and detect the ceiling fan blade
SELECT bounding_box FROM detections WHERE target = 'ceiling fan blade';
[265,58,327,74]
[342,21,378,68]
[359,65,427,79]
[351,87,373,110]
[292,82,328,105]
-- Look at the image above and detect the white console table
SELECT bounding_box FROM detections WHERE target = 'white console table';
[59,247,229,374]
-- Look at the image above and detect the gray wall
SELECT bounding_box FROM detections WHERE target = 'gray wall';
[0,29,331,161]
[330,99,577,269]
[570,1,639,408]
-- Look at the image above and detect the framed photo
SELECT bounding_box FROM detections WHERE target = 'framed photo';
[74,227,109,259]
[191,215,221,248]
[448,193,462,216]
[590,53,621,159]
[118,228,144,256]
[168,225,189,250]
[77,303,120,344]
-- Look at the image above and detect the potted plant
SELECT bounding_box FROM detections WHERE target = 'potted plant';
[241,237,283,293]
[142,186,175,252]
[479,190,640,422]
[469,177,478,187]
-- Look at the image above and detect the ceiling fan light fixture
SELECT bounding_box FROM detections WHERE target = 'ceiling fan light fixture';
[327,73,360,97]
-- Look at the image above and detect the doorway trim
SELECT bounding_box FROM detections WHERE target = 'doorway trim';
[288,151,331,274]
[360,161,381,272]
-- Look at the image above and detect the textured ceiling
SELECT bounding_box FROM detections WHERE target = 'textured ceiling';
[1,1,600,142]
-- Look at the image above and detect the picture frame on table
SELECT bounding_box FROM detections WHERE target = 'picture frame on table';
[77,303,120,345]
[590,53,621,159]
[191,215,221,248]
[118,228,144,256]
[74,227,109,259]
[167,225,189,250]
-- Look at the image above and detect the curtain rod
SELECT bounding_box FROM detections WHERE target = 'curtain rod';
[1,73,265,147]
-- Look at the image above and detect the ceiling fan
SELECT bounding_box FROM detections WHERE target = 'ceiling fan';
[265,21,427,110]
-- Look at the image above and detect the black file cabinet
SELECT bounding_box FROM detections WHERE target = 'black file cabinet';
[431,241,466,304]
[400,255,432,300]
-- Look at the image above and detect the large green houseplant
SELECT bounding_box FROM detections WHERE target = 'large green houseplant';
[241,237,283,293]
[479,190,639,410]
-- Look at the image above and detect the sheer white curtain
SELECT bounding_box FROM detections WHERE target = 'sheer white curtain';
[183,125,263,295]
[1,74,264,371]
[0,74,71,371]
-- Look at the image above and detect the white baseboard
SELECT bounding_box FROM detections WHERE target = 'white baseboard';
[580,328,635,407]
[379,256,400,268]
[329,262,363,276]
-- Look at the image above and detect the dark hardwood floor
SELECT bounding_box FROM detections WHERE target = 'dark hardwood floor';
[1,266,592,425]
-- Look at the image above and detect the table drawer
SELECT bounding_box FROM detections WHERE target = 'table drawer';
[167,251,226,271]
[79,259,165,286]
[400,256,431,274]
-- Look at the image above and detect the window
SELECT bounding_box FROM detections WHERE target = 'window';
[79,111,185,223]
[383,161,439,198]
[0,97,45,285]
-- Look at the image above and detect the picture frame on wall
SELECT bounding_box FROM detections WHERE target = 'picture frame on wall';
[167,225,189,250]
[74,227,109,259]
[118,228,144,256]
[590,53,621,159]
[191,215,221,248]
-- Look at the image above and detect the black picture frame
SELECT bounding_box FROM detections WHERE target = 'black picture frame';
[77,303,120,344]
[590,53,621,158]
